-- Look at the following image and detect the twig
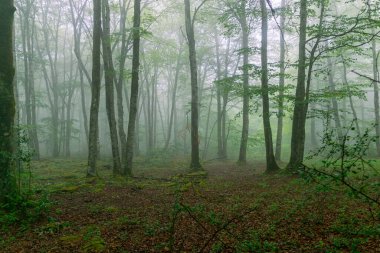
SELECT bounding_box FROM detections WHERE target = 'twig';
[199,207,257,252]
[352,70,380,83]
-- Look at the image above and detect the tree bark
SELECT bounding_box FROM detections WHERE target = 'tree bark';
[260,0,280,172]
[102,0,122,174]
[87,0,102,177]
[327,57,343,140]
[125,0,141,176]
[286,0,307,171]
[275,0,286,161]
[238,0,249,164]
[164,46,183,150]
[372,39,380,156]
[115,0,131,167]
[0,0,16,201]
[341,58,360,135]
[184,0,202,170]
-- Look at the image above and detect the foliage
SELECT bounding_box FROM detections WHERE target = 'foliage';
[301,119,380,209]
[0,125,51,231]
[0,193,51,231]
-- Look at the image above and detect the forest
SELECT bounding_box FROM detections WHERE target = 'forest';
[0,0,380,252]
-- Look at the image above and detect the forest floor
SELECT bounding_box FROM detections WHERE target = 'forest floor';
[0,158,379,252]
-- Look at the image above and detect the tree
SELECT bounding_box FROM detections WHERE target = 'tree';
[260,0,280,172]
[125,0,141,176]
[184,0,204,171]
[101,0,122,174]
[0,0,17,201]
[87,0,102,177]
[17,0,40,159]
[286,0,308,171]
[275,0,286,161]
[236,0,250,165]
[371,39,380,156]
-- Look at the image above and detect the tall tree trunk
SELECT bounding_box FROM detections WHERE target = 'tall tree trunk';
[202,90,214,159]
[215,32,223,158]
[260,0,280,172]
[184,0,201,170]
[69,0,90,145]
[125,0,141,176]
[87,0,102,177]
[238,0,249,164]
[19,3,40,159]
[327,57,343,140]
[102,0,122,174]
[286,0,308,171]
[0,0,16,201]
[116,0,132,166]
[275,0,286,161]
[164,46,182,150]
[310,103,318,148]
[341,58,360,135]
[372,39,380,156]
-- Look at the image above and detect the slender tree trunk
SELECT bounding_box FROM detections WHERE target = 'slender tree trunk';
[327,57,343,140]
[310,103,318,148]
[286,0,308,171]
[202,90,214,159]
[260,0,280,172]
[238,0,249,164]
[102,0,122,174]
[372,39,380,156]
[115,0,130,167]
[125,0,141,176]
[87,0,102,177]
[275,0,286,161]
[164,46,182,150]
[215,33,223,158]
[69,0,89,144]
[0,0,16,201]
[184,0,201,170]
[342,58,360,135]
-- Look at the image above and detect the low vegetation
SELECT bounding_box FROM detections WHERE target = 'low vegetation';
[1,158,379,252]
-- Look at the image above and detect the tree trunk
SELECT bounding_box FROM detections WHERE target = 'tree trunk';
[238,0,249,164]
[0,0,16,201]
[372,39,380,156]
[341,58,360,135]
[260,0,280,172]
[115,0,130,167]
[125,0,141,176]
[164,46,182,150]
[69,0,90,145]
[286,0,307,171]
[275,0,286,161]
[87,0,102,177]
[184,0,202,170]
[102,0,122,174]
[215,32,223,158]
[327,57,343,140]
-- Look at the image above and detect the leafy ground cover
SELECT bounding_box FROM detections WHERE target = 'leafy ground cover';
[0,159,379,252]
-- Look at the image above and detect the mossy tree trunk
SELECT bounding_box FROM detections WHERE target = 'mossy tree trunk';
[0,0,16,201]
[87,0,102,177]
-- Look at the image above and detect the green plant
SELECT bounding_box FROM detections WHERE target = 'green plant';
[302,120,380,208]
[0,192,51,230]
[81,225,106,252]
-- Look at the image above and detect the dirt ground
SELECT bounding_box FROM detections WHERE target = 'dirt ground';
[1,159,379,252]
